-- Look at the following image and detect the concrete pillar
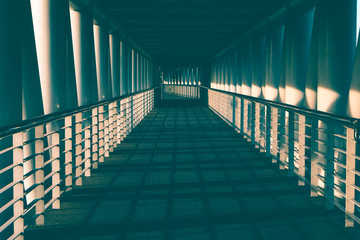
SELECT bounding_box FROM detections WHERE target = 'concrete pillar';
[0,1,22,166]
[252,35,266,98]
[132,50,137,93]
[242,43,253,96]
[127,47,132,94]
[31,0,78,114]
[110,33,120,97]
[264,25,284,102]
[305,7,321,110]
[235,48,242,94]
[65,7,78,110]
[94,23,111,101]
[220,56,225,90]
[317,0,356,115]
[142,56,146,90]
[284,9,314,107]
[22,0,44,120]
[347,25,360,118]
[230,48,238,92]
[226,55,230,90]
[22,0,45,209]
[120,41,127,95]
[136,52,141,91]
[70,8,98,106]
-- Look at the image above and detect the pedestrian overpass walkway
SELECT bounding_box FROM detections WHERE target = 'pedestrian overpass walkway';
[25,106,360,240]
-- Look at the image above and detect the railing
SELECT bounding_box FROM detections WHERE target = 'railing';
[206,87,360,227]
[0,88,155,240]
[161,84,200,99]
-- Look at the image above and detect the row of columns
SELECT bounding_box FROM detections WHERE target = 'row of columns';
[210,0,359,118]
[0,0,156,129]
[162,67,201,85]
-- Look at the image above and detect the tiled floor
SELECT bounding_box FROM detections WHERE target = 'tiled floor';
[25,106,360,239]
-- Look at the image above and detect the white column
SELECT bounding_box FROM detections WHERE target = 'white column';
[70,8,97,106]
[110,33,120,97]
[317,1,356,115]
[31,0,78,114]
[284,9,314,107]
[0,2,23,236]
[264,25,284,102]
[94,23,111,101]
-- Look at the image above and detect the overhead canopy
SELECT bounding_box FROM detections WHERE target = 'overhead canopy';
[95,0,294,68]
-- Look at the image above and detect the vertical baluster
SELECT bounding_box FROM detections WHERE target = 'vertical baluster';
[34,126,45,225]
[51,126,60,209]
[288,111,295,176]
[108,102,114,153]
[92,108,99,169]
[310,118,319,197]
[345,127,357,227]
[64,117,72,192]
[119,100,123,142]
[279,110,287,170]
[265,106,271,157]
[325,122,335,210]
[104,105,110,158]
[84,120,91,177]
[271,107,279,164]
[130,96,134,133]
[254,102,260,146]
[232,96,236,129]
[74,113,83,185]
[260,105,266,150]
[298,114,306,186]
[250,101,255,144]
[13,132,24,239]
[240,98,245,135]
[98,106,105,163]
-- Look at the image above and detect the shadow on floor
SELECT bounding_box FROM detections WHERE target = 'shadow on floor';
[25,107,360,240]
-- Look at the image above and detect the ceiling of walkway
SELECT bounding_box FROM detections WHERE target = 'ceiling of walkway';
[96,0,293,67]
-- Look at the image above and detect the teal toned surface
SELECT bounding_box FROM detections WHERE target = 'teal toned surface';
[25,107,360,240]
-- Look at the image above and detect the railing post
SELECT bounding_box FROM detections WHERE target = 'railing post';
[117,100,122,144]
[74,113,83,186]
[265,106,271,157]
[13,132,24,239]
[288,111,295,176]
[240,98,245,135]
[130,96,134,133]
[92,108,99,169]
[310,118,319,197]
[270,107,279,163]
[51,123,61,209]
[34,126,45,226]
[259,104,266,150]
[279,110,287,170]
[254,102,260,146]
[232,96,236,129]
[98,106,105,163]
[325,122,335,210]
[250,101,255,144]
[108,102,114,153]
[345,127,357,227]
[63,116,73,192]
[84,120,91,177]
[120,100,126,141]
[104,105,110,158]
[298,114,306,186]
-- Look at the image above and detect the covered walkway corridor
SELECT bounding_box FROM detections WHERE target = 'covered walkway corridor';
[3,0,360,239]
[24,106,360,240]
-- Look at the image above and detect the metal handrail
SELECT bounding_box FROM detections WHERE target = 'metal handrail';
[0,87,160,139]
[201,86,360,143]
[206,87,360,227]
